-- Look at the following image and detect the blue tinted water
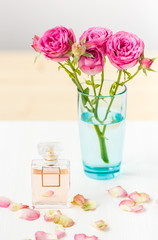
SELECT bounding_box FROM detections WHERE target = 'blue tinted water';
[79,109,125,180]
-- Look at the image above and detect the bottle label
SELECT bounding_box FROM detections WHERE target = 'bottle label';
[42,167,61,187]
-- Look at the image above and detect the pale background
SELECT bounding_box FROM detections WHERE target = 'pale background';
[0,0,158,120]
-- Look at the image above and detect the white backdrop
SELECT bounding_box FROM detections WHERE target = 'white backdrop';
[0,0,158,50]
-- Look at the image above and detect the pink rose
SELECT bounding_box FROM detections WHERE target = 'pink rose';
[32,35,40,52]
[140,58,153,69]
[106,31,144,70]
[79,47,104,75]
[37,26,76,62]
[79,27,112,56]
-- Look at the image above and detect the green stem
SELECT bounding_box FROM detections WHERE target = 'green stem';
[94,125,109,163]
[99,70,104,96]
[58,62,80,90]
[121,68,141,85]
[66,59,84,92]
[91,75,96,96]
[93,70,105,123]
[102,70,122,135]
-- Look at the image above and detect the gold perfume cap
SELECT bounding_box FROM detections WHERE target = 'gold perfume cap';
[37,142,61,161]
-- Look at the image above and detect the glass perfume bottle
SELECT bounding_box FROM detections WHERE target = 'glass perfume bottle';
[31,142,70,208]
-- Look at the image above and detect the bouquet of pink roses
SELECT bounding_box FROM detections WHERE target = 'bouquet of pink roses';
[32,26,155,165]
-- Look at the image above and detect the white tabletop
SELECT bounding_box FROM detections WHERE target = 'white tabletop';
[0,121,158,240]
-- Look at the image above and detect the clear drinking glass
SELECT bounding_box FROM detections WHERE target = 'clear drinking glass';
[78,80,127,180]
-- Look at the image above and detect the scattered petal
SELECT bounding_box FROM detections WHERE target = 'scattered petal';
[44,210,62,222]
[35,231,57,240]
[19,209,40,221]
[54,215,74,228]
[91,220,107,231]
[129,192,150,203]
[82,199,96,211]
[74,234,98,240]
[71,194,87,206]
[119,200,143,212]
[132,205,144,212]
[0,196,11,208]
[9,203,29,211]
[42,191,54,197]
[55,224,65,239]
[44,210,74,227]
[108,186,128,198]
[119,200,135,211]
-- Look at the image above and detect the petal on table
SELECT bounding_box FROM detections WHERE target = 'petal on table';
[108,186,128,197]
[119,200,143,212]
[9,203,29,211]
[74,234,98,240]
[55,215,74,228]
[55,224,65,238]
[82,199,96,211]
[119,200,135,211]
[42,191,54,197]
[18,209,40,221]
[132,205,144,212]
[44,210,62,222]
[35,231,57,240]
[0,196,11,208]
[71,194,87,206]
[129,192,150,203]
[91,220,108,231]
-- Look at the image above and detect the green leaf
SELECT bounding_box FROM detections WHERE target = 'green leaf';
[68,39,73,46]
[91,99,97,105]
[34,52,41,64]
[123,70,131,78]
[147,68,156,72]
[151,57,157,61]
[81,37,86,43]
[74,55,80,64]
[109,82,117,95]
[85,80,92,85]
[83,52,94,58]
[94,84,100,89]
[81,87,89,106]
[76,68,81,76]
[58,66,62,71]
[143,68,147,76]
[84,87,89,95]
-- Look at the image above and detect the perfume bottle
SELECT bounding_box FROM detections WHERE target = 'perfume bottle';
[31,142,70,208]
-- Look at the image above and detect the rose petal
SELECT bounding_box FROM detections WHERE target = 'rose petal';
[55,224,65,239]
[19,209,40,221]
[0,196,11,208]
[119,200,143,212]
[91,220,107,231]
[54,215,74,228]
[42,191,54,197]
[44,210,62,222]
[74,234,98,240]
[44,210,74,227]
[129,192,150,203]
[132,205,144,212]
[9,203,29,211]
[35,231,57,240]
[82,199,96,211]
[119,200,135,211]
[108,186,128,198]
[71,194,87,206]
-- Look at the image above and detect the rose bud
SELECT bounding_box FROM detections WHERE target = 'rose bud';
[32,35,40,52]
[140,58,153,69]
[72,42,86,57]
